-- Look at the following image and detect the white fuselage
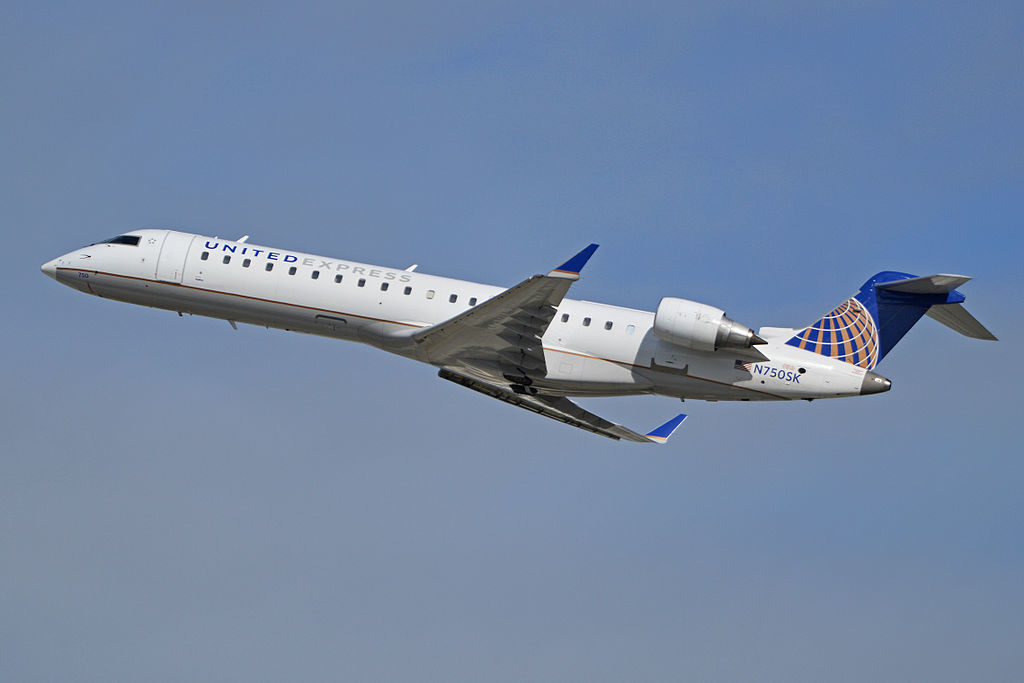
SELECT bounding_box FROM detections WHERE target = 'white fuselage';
[42,229,874,401]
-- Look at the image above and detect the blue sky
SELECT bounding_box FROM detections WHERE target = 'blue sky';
[5,2,1023,680]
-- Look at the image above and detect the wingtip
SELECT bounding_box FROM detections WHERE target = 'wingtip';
[645,413,687,444]
[550,243,599,277]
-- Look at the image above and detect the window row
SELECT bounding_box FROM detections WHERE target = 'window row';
[200,251,478,305]
[558,312,636,334]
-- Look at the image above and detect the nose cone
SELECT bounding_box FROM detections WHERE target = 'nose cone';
[860,370,892,395]
[41,258,59,280]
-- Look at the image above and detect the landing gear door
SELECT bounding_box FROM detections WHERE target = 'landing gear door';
[156,231,195,283]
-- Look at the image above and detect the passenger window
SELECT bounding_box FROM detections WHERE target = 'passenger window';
[242,258,251,268]
[426,290,435,299]
[469,297,477,306]
[288,266,297,275]
[222,255,231,264]
[404,286,412,295]
[380,282,389,291]
[266,263,273,272]
[626,324,635,335]
[604,321,613,330]
[449,294,458,303]
[561,314,569,323]
[358,278,366,287]
[334,274,343,283]
[583,317,591,327]
[311,270,319,279]
[201,252,209,261]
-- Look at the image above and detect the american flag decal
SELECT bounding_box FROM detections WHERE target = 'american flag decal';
[734,360,754,372]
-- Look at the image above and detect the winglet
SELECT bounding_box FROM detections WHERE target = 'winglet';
[549,243,599,279]
[644,414,688,444]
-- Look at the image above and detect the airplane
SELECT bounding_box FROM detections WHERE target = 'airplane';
[41,230,996,443]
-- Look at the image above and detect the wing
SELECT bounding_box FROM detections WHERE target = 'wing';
[439,369,686,444]
[412,244,599,383]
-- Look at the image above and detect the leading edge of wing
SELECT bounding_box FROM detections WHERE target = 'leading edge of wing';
[439,369,686,444]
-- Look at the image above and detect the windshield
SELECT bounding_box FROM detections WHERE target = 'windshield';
[95,235,141,246]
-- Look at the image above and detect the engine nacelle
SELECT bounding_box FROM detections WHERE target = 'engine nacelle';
[653,297,763,352]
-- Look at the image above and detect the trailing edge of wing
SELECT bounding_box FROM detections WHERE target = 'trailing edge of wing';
[439,369,686,444]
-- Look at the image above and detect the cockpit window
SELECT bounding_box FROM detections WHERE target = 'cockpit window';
[97,235,141,246]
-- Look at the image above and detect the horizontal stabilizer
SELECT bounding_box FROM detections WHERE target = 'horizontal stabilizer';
[875,273,971,294]
[926,303,997,340]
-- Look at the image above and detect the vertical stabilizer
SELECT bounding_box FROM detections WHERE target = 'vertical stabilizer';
[785,271,994,369]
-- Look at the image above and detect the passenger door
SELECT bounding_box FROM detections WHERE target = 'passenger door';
[155,231,195,282]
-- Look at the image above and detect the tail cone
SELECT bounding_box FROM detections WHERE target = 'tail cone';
[860,371,891,395]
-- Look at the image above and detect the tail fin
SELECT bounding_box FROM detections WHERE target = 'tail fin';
[785,271,996,369]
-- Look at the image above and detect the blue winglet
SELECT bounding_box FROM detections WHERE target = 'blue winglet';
[551,243,599,276]
[645,414,687,444]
